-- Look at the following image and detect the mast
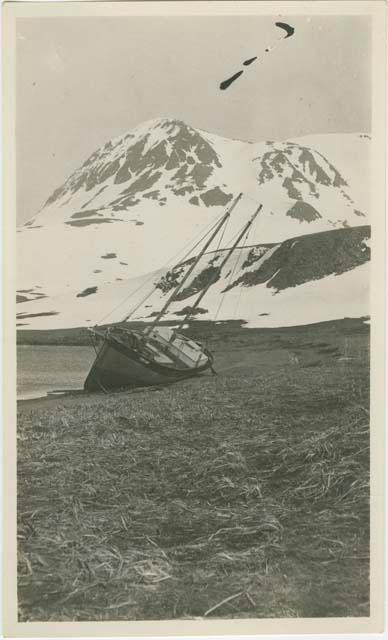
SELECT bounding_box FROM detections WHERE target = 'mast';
[143,193,243,335]
[175,204,263,331]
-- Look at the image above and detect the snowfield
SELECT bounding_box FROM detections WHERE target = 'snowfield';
[17,226,370,330]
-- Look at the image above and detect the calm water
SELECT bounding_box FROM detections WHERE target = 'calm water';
[17,345,96,400]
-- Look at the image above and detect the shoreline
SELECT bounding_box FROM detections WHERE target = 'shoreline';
[17,384,164,410]
[17,388,93,410]
[17,318,370,412]
[16,317,370,347]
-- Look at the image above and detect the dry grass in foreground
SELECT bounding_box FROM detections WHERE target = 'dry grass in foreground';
[17,326,370,621]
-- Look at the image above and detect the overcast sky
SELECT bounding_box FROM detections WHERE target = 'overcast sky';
[16,15,371,223]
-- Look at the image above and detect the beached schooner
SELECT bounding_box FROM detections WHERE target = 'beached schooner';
[84,193,262,391]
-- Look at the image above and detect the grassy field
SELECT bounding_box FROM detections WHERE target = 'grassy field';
[17,319,370,621]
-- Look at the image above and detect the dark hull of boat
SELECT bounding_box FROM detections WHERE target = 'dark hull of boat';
[84,336,212,391]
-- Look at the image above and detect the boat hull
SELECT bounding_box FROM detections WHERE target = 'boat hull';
[84,335,212,391]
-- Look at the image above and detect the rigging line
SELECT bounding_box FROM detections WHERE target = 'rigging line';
[224,223,245,247]
[140,195,243,333]
[88,328,100,356]
[123,216,223,323]
[124,213,231,323]
[213,207,259,323]
[215,200,261,265]
[183,212,231,329]
[243,194,266,208]
[95,272,158,327]
[220,210,257,251]
[203,212,252,312]
[212,223,251,324]
[213,234,245,323]
[214,211,230,253]
[165,211,231,268]
[94,212,229,326]
[123,284,160,323]
[233,222,256,321]
[177,204,261,331]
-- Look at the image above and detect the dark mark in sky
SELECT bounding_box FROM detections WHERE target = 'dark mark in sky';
[243,56,257,66]
[220,70,244,91]
[220,21,295,91]
[275,21,295,39]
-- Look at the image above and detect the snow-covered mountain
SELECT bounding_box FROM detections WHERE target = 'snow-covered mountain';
[17,118,371,329]
[23,119,370,224]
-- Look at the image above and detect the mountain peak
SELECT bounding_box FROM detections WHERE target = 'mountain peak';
[131,117,193,138]
[42,116,229,212]
[33,123,368,239]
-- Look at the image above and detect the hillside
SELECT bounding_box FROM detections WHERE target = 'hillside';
[17,226,370,330]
